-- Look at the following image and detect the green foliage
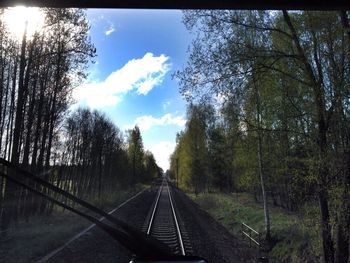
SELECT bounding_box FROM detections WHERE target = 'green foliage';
[127,126,160,184]
[174,10,350,261]
[170,104,211,193]
[208,126,234,191]
[191,192,321,262]
[143,151,159,182]
[127,126,145,183]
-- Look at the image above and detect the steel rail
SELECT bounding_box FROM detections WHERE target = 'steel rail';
[147,181,163,234]
[166,180,186,256]
[146,179,186,256]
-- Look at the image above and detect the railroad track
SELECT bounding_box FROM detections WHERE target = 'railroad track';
[143,178,192,256]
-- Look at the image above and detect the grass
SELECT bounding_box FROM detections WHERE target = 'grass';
[0,183,148,263]
[189,192,322,263]
[92,183,148,211]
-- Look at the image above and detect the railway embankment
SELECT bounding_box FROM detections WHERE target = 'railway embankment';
[190,192,321,262]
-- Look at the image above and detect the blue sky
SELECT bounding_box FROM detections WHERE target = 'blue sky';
[72,9,192,171]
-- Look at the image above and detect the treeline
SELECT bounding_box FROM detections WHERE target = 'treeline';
[170,11,350,263]
[60,109,159,204]
[0,8,95,231]
[0,9,159,232]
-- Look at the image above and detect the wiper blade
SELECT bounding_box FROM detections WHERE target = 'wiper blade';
[0,158,173,259]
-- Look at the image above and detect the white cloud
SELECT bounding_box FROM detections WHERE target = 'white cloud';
[105,24,115,35]
[146,141,176,171]
[137,77,159,95]
[127,113,186,132]
[73,53,171,108]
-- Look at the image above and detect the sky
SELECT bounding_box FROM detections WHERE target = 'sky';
[72,9,193,171]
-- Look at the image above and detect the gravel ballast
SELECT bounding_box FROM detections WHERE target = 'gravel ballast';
[171,185,257,263]
[42,181,257,263]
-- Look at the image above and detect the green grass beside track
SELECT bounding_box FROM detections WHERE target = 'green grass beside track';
[0,183,147,263]
[189,192,322,263]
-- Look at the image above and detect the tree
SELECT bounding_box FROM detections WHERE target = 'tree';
[208,125,232,192]
[175,10,350,261]
[62,108,126,201]
[0,8,95,230]
[127,126,144,184]
[143,151,159,182]
[170,104,212,194]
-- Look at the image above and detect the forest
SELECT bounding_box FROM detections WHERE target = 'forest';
[0,8,160,233]
[0,7,349,263]
[169,10,350,263]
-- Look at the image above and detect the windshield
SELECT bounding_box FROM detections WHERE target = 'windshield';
[0,5,349,263]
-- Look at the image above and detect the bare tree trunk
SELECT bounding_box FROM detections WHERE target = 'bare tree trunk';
[4,55,18,160]
[98,152,102,199]
[45,43,61,169]
[340,11,350,67]
[1,24,27,231]
[11,22,27,164]
[252,69,271,241]
[22,36,40,167]
[283,11,335,262]
[0,62,11,155]
[0,51,5,153]
[30,71,47,170]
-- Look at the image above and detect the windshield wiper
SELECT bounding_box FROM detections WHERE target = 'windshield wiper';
[0,158,201,261]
